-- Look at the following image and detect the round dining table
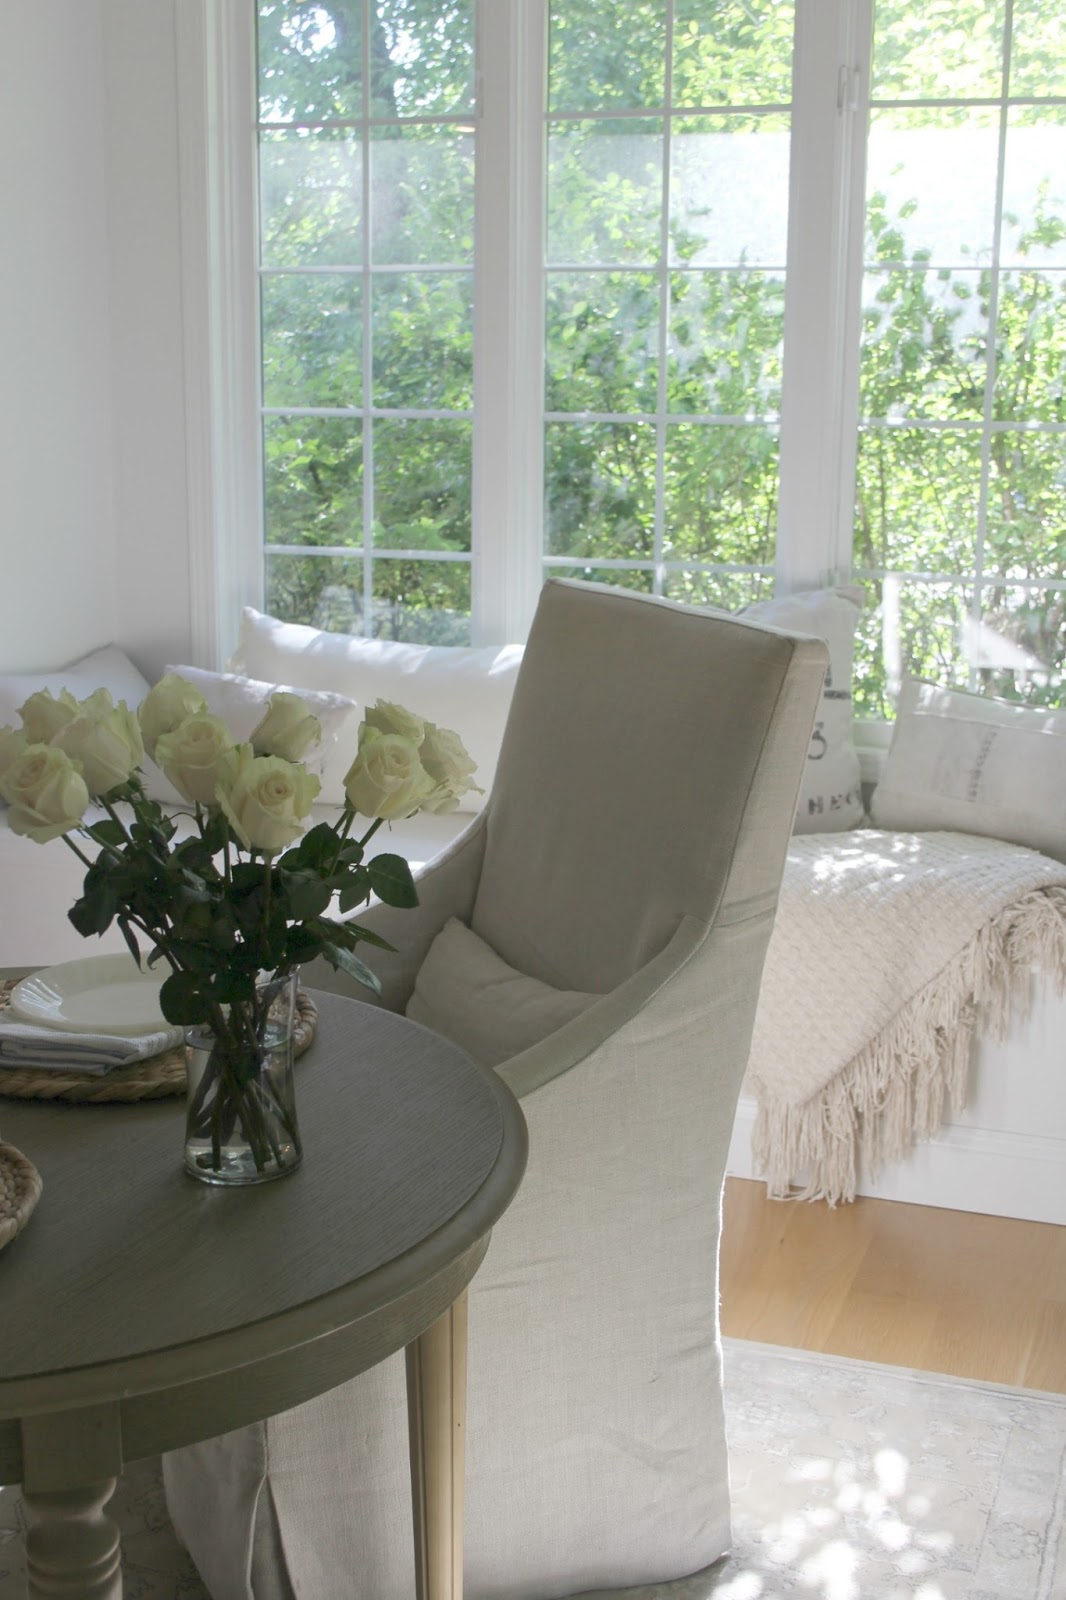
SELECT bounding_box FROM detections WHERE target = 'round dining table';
[0,987,528,1600]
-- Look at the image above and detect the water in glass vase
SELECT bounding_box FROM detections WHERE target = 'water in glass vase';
[183,970,303,1185]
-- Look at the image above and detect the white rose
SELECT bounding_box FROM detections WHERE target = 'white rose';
[138,674,209,759]
[343,728,436,821]
[251,692,321,763]
[418,721,482,814]
[1,744,89,842]
[217,753,320,853]
[53,690,145,796]
[19,688,79,745]
[0,725,29,784]
[363,699,426,745]
[155,713,239,807]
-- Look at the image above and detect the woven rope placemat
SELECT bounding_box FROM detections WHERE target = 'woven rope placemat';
[0,980,318,1104]
[0,1141,43,1251]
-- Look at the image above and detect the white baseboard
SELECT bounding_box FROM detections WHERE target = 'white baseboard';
[728,1095,1066,1225]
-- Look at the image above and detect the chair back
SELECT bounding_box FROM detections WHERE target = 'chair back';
[471,579,827,995]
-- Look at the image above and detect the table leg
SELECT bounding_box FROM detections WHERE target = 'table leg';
[22,1480,122,1600]
[20,1404,124,1600]
[406,1291,468,1600]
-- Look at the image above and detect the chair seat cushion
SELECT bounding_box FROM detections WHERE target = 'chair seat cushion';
[405,916,597,1067]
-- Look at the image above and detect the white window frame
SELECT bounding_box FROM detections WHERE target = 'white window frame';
[181,0,1059,720]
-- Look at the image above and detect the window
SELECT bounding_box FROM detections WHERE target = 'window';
[247,0,1065,713]
[853,0,1066,714]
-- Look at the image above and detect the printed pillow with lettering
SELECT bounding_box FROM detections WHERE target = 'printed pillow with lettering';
[742,587,864,833]
[870,677,1066,861]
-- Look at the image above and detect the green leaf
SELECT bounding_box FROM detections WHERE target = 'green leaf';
[366,853,418,909]
[159,970,208,1026]
[321,941,382,995]
[280,870,334,920]
[116,917,143,968]
[84,819,127,849]
[68,882,119,937]
[285,924,325,963]
[290,820,342,870]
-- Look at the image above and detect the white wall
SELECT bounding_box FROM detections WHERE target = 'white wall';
[0,0,118,673]
[103,0,194,682]
[0,0,195,684]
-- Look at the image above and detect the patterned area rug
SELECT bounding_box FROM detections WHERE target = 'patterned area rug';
[1,1339,1063,1599]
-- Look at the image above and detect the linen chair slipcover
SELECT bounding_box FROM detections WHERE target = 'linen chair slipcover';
[163,579,827,1600]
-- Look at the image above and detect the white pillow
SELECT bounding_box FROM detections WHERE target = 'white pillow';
[0,645,163,805]
[870,676,1066,860]
[159,666,360,809]
[405,917,597,1068]
[742,587,864,832]
[228,608,524,813]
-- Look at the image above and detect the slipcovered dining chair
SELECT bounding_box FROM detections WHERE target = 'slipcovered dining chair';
[163,578,827,1600]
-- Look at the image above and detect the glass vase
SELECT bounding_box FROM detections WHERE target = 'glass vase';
[183,970,302,1186]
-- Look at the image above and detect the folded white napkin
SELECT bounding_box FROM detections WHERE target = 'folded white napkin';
[0,1019,184,1076]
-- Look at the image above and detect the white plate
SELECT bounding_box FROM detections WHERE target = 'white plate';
[9,954,168,1036]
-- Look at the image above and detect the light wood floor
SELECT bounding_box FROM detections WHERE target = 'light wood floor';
[719,1177,1066,1393]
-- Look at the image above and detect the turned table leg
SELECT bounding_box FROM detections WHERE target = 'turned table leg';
[21,1480,122,1599]
[19,1404,123,1600]
[406,1291,468,1600]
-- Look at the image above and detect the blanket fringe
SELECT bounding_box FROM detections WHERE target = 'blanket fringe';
[751,886,1066,1206]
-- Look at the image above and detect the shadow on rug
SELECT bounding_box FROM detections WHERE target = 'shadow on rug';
[2,1339,1063,1599]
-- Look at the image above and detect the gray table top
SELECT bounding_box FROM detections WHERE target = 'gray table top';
[0,990,526,1435]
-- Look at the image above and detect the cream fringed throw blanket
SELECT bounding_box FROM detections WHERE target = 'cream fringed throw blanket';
[743,830,1066,1205]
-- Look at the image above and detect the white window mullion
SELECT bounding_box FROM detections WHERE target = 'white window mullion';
[176,0,262,669]
[471,0,546,646]
[776,0,872,594]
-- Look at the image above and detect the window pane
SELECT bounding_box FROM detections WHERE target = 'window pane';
[371,128,474,265]
[548,0,666,112]
[1008,0,1066,97]
[870,0,1006,99]
[264,416,363,547]
[663,424,778,565]
[547,120,663,265]
[984,433,1066,574]
[265,553,365,630]
[973,584,1066,700]
[1000,110,1066,268]
[672,0,793,109]
[859,268,988,422]
[852,579,972,716]
[670,115,790,267]
[545,271,660,414]
[865,109,999,268]
[668,270,785,415]
[993,272,1066,422]
[372,273,472,410]
[369,0,475,118]
[545,421,656,559]
[260,130,362,268]
[371,559,471,642]
[257,2,363,124]
[261,273,362,409]
[662,567,774,609]
[542,564,655,594]
[853,428,981,573]
[372,418,471,552]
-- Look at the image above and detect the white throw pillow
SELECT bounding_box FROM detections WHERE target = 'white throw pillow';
[0,645,162,805]
[870,676,1066,860]
[742,587,864,832]
[228,608,524,813]
[405,917,598,1068]
[159,666,359,809]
